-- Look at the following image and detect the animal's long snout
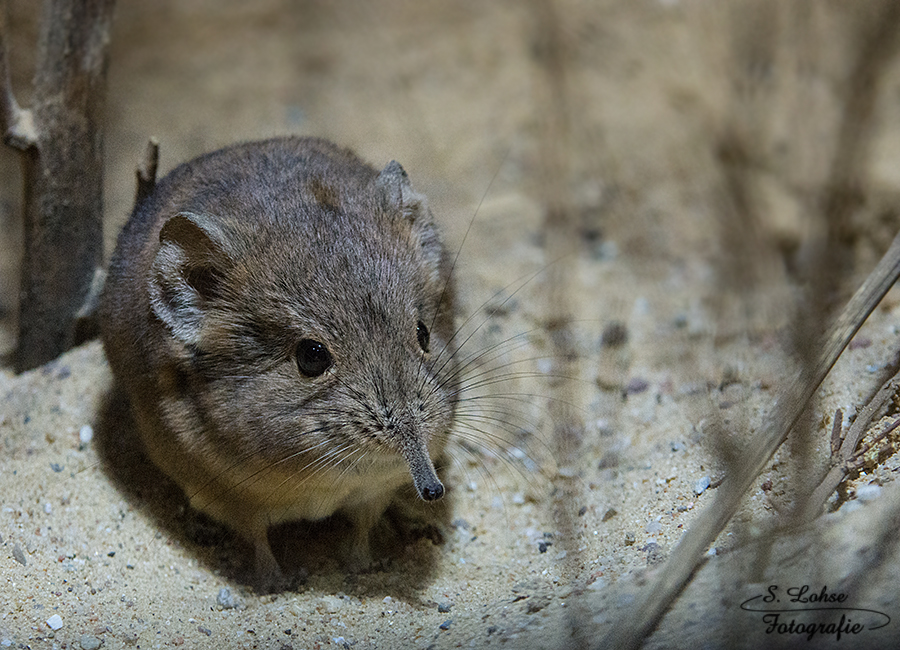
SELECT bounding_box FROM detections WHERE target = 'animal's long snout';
[400,435,444,502]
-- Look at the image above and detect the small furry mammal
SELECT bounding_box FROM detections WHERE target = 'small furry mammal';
[100,136,458,585]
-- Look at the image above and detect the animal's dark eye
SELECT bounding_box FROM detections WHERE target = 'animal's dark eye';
[296,339,333,377]
[416,321,430,353]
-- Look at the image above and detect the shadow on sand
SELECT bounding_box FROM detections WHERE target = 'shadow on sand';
[93,386,452,599]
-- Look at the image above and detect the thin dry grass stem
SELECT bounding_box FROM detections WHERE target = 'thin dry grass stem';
[789,0,900,371]
[818,0,900,248]
[853,417,900,463]
[779,0,900,533]
[532,0,580,483]
[830,407,845,455]
[531,0,590,645]
[803,367,900,520]
[710,124,784,476]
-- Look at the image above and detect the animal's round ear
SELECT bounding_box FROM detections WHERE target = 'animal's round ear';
[148,211,233,345]
[376,161,443,271]
[376,160,429,223]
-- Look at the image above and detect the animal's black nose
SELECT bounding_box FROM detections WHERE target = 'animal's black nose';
[421,481,444,501]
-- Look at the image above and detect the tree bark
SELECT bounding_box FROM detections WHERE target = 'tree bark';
[1,0,116,372]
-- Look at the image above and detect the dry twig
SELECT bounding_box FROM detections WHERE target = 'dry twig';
[803,370,900,519]
[134,137,160,207]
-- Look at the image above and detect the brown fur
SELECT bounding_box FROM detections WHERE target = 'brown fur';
[100,137,458,586]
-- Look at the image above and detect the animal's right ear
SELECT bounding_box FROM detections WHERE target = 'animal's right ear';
[148,211,233,345]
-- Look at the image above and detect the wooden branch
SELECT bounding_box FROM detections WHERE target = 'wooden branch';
[8,0,116,372]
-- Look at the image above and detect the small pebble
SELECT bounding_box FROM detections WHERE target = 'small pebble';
[624,377,649,396]
[439,620,452,630]
[318,595,343,613]
[644,520,662,534]
[624,532,635,546]
[849,336,871,350]
[198,626,212,636]
[598,452,620,469]
[602,508,617,522]
[216,587,237,609]
[526,596,551,613]
[437,602,452,613]
[857,484,882,502]
[597,240,618,260]
[600,321,628,348]
[50,463,63,473]
[12,543,26,566]
[46,614,63,631]
[79,425,94,444]
[79,634,101,650]
[694,475,711,495]
[44,502,52,515]
[643,542,664,565]
[632,296,650,315]
[589,578,607,591]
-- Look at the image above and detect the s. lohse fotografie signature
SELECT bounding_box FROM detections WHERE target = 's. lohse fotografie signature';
[740,585,891,643]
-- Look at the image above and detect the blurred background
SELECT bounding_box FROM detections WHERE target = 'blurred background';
[4,0,897,361]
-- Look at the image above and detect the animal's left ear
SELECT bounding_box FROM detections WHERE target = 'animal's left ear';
[376,160,443,269]
[148,211,235,346]
[376,160,428,222]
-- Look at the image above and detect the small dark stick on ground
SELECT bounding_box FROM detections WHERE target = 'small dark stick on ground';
[135,137,160,207]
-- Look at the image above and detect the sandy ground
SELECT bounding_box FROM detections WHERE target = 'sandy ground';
[4,1,900,648]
